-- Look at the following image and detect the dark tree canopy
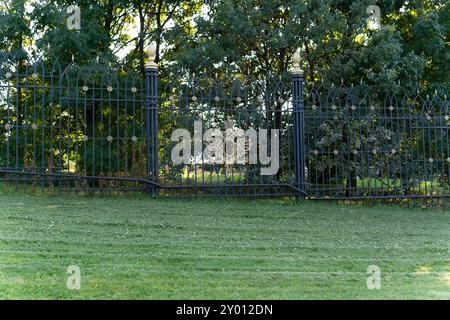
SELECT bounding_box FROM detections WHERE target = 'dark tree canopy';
[0,0,447,92]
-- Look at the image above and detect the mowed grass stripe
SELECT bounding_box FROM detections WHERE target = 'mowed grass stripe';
[0,191,449,299]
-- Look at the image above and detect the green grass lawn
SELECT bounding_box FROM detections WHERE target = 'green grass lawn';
[0,190,449,299]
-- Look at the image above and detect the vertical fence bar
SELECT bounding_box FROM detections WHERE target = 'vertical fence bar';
[145,46,159,195]
[291,50,306,197]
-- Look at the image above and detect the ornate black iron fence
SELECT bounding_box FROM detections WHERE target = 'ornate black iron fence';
[0,52,449,203]
[0,54,151,192]
[304,83,450,203]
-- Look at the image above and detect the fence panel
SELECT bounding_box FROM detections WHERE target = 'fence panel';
[0,55,150,192]
[157,74,298,196]
[304,83,450,203]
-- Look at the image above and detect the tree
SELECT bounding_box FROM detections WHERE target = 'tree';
[385,0,450,93]
[0,0,31,55]
[126,0,202,76]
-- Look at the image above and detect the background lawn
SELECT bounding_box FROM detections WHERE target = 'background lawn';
[0,190,449,299]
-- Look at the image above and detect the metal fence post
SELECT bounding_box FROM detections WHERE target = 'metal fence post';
[145,45,159,195]
[291,49,306,197]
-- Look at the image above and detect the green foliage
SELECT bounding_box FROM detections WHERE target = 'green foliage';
[167,0,448,95]
[0,0,447,91]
